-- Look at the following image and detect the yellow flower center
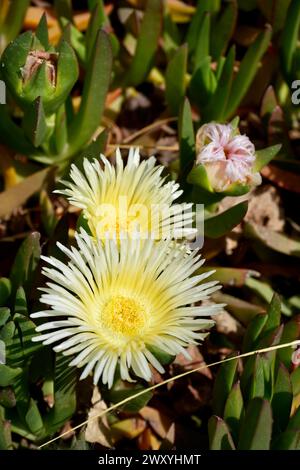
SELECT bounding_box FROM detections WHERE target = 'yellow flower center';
[101,295,146,336]
[93,210,144,239]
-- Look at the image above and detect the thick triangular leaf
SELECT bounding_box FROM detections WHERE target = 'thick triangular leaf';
[10,232,41,295]
[213,353,239,416]
[165,44,188,115]
[224,381,244,444]
[272,363,293,432]
[238,398,272,450]
[125,0,162,86]
[254,144,281,171]
[208,416,235,450]
[68,30,112,154]
[204,202,248,239]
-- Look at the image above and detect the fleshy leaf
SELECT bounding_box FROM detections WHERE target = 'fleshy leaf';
[204,202,248,239]
[10,233,41,295]
[225,24,272,117]
[165,44,188,115]
[254,144,281,171]
[178,98,195,177]
[68,30,112,155]
[212,353,239,416]
[224,381,244,444]
[125,0,162,86]
[208,416,235,450]
[238,398,272,450]
[272,363,293,432]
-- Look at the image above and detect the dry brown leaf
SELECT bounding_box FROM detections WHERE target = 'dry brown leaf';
[246,185,284,232]
[139,406,172,439]
[173,383,210,413]
[85,387,112,448]
[0,167,54,218]
[214,310,245,339]
[24,7,56,29]
[261,165,300,193]
[111,417,146,441]
[138,427,161,450]
[159,423,175,450]
[174,345,212,379]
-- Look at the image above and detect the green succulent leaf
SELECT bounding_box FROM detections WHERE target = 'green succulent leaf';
[254,144,281,171]
[10,232,41,295]
[53,104,68,155]
[225,24,272,117]
[186,0,214,54]
[204,201,248,239]
[208,416,235,450]
[211,0,237,59]
[44,354,77,435]
[272,363,293,432]
[86,0,108,63]
[212,353,239,416]
[203,45,235,121]
[189,56,217,108]
[165,44,188,115]
[0,107,37,155]
[25,399,44,435]
[0,321,15,343]
[194,13,210,72]
[187,164,212,192]
[6,314,42,368]
[272,430,300,450]
[242,314,268,353]
[125,0,162,86]
[248,355,265,401]
[60,19,86,65]
[68,30,112,156]
[35,13,50,50]
[163,12,180,56]
[0,308,10,327]
[262,293,282,335]
[1,31,33,93]
[14,287,28,316]
[0,279,11,306]
[287,405,300,430]
[0,365,22,387]
[281,0,300,81]
[23,97,48,148]
[238,398,272,450]
[224,381,244,443]
[178,98,195,177]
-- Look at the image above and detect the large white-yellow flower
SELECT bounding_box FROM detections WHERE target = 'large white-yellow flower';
[31,230,222,387]
[56,148,195,240]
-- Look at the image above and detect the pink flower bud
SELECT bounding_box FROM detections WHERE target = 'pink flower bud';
[196,123,262,192]
[292,348,300,366]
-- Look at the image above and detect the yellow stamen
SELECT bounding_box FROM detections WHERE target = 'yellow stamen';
[102,296,146,336]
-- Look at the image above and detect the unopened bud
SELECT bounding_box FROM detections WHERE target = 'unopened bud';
[1,31,78,114]
[195,122,261,193]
